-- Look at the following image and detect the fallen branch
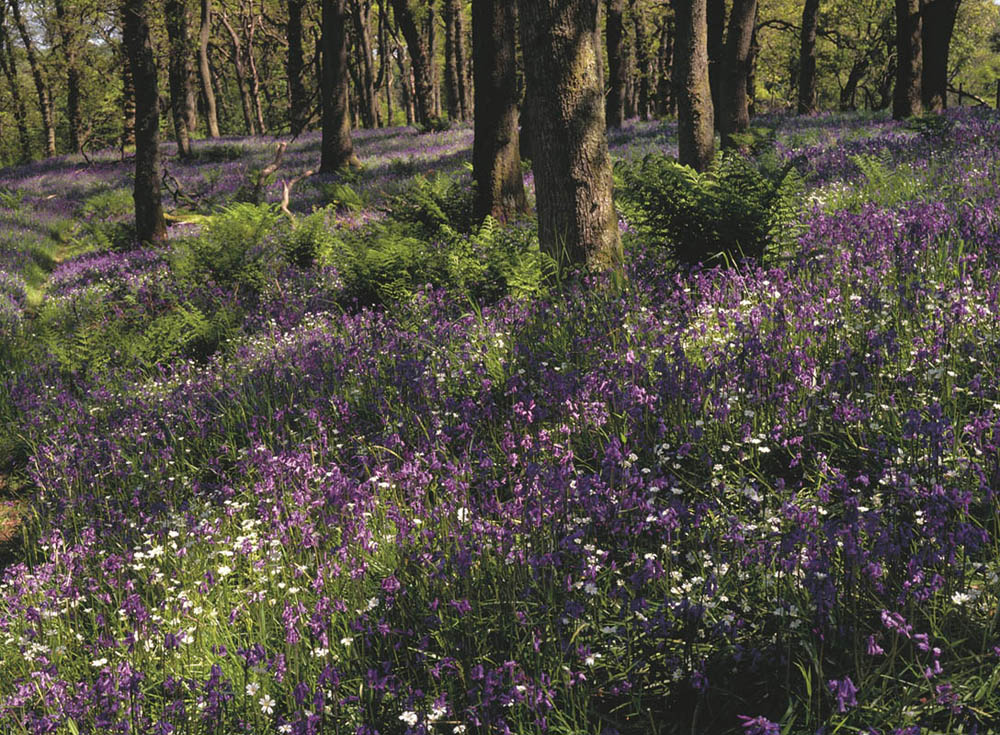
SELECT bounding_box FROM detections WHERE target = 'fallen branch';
[161,167,202,209]
[280,168,315,226]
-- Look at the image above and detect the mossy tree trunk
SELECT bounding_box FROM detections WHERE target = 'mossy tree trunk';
[518,0,622,278]
[674,0,714,171]
[122,0,166,244]
[165,0,195,157]
[472,0,527,222]
[893,0,922,119]
[320,0,358,172]
[718,0,756,148]
[54,0,83,153]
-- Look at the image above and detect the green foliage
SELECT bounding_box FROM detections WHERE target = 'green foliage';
[174,203,281,291]
[418,115,452,133]
[818,154,933,212]
[388,173,475,236]
[0,187,25,210]
[321,181,366,212]
[616,149,804,266]
[70,188,136,251]
[189,143,249,162]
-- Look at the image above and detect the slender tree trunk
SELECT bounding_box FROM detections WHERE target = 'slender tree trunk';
[718,0,756,147]
[893,0,922,118]
[378,1,393,125]
[674,0,714,171]
[121,42,136,150]
[518,0,622,277]
[631,0,652,120]
[54,0,83,153]
[287,0,307,134]
[921,0,960,112]
[746,5,758,117]
[707,0,725,128]
[443,0,461,120]
[656,15,674,116]
[320,0,358,171]
[199,0,221,137]
[454,2,471,119]
[472,0,527,222]
[165,0,195,157]
[427,0,440,118]
[122,0,166,244]
[606,0,626,129]
[797,0,820,114]
[10,0,56,157]
[352,0,379,127]
[398,50,416,125]
[0,17,31,162]
[390,0,434,126]
[219,11,258,135]
[243,12,266,134]
[839,57,867,111]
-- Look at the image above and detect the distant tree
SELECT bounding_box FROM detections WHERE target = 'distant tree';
[718,0,756,147]
[198,0,220,137]
[351,0,379,127]
[631,0,653,120]
[53,0,83,153]
[165,0,195,157]
[606,0,626,129]
[519,0,621,277]
[707,0,725,125]
[442,0,466,120]
[655,10,675,116]
[0,3,32,162]
[472,0,526,222]
[390,0,434,126]
[674,0,714,170]
[320,0,358,171]
[287,0,308,135]
[894,0,922,118]
[922,0,961,111]
[797,0,821,114]
[122,0,167,243]
[9,0,56,156]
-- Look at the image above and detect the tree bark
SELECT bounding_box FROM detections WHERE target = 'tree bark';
[121,41,136,150]
[218,10,258,135]
[54,0,83,153]
[443,0,462,120]
[718,0,756,147]
[122,0,166,244]
[390,0,434,126]
[472,0,527,222]
[893,0,922,118]
[706,0,725,128]
[320,0,358,172]
[10,0,56,157]
[351,0,379,127]
[606,0,626,129]
[631,0,652,120]
[920,0,960,112]
[655,14,674,116]
[427,0,440,118]
[797,0,820,114]
[165,0,195,157]
[199,0,221,137]
[518,0,622,277]
[674,0,714,171]
[839,57,867,111]
[0,13,31,162]
[287,0,308,134]
[454,1,471,119]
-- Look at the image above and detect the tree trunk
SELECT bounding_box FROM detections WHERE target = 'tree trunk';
[797,0,820,114]
[378,0,394,125]
[218,10,258,135]
[54,0,83,153]
[287,0,308,134]
[718,0,755,147]
[706,0,725,129]
[674,0,714,171]
[320,0,357,171]
[199,0,221,137]
[10,0,56,157]
[165,0,195,157]
[839,57,867,111]
[518,0,622,277]
[893,0,922,118]
[443,0,462,120]
[472,0,527,222]
[746,5,758,117]
[606,0,626,129]
[921,0,959,112]
[655,15,674,116]
[454,2,471,119]
[427,0,440,118]
[122,0,166,244]
[351,0,379,127]
[631,0,652,120]
[390,0,434,126]
[121,41,136,150]
[0,16,31,162]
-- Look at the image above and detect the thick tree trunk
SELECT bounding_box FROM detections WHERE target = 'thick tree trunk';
[631,0,652,120]
[718,0,756,147]
[351,0,379,127]
[10,0,56,157]
[390,0,434,126]
[674,0,714,171]
[165,0,195,157]
[893,0,922,119]
[199,0,220,137]
[0,18,31,162]
[518,0,622,277]
[472,0,527,222]
[122,0,166,244]
[287,0,308,134]
[921,0,959,112]
[320,0,358,172]
[443,0,462,120]
[797,0,820,114]
[606,0,626,129]
[706,0,725,129]
[655,15,674,116]
[54,0,83,153]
